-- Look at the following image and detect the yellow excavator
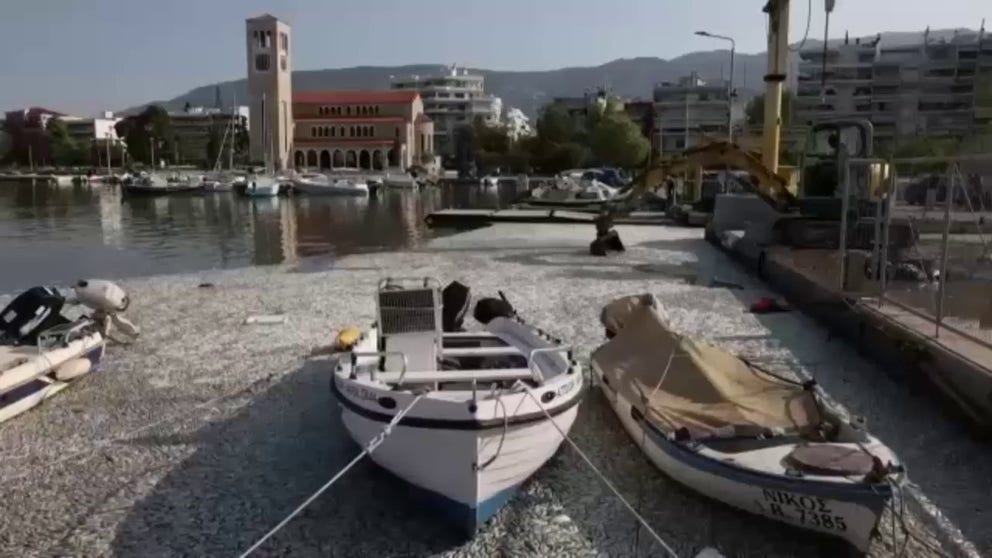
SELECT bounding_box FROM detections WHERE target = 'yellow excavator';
[591,0,908,256]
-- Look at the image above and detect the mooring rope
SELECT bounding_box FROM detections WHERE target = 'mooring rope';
[514,381,679,558]
[237,392,426,558]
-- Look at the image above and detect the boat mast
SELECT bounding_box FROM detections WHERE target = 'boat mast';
[229,94,236,171]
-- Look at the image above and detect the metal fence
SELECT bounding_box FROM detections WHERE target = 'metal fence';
[841,154,992,348]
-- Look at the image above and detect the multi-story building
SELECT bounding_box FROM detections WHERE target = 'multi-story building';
[653,73,738,155]
[390,66,500,158]
[167,106,249,165]
[291,91,434,171]
[2,107,63,165]
[794,30,992,143]
[245,14,294,170]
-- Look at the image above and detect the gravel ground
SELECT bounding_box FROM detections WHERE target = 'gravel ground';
[0,223,989,558]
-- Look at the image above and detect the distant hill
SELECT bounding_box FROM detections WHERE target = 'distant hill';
[125,28,978,119]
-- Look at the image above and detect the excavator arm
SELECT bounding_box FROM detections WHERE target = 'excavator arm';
[603,141,795,218]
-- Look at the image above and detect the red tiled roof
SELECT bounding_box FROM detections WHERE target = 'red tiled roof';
[294,116,406,123]
[415,113,432,124]
[293,91,420,104]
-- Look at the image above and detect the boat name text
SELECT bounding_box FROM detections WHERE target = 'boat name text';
[761,489,847,532]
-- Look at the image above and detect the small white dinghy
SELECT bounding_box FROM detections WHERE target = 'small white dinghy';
[331,278,582,534]
[0,280,139,424]
[591,294,903,553]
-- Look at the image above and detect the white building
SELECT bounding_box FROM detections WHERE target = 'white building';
[390,65,500,157]
[653,73,739,155]
[794,30,992,142]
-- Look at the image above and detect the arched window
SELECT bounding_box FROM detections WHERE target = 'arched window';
[374,106,380,115]
[346,106,352,116]
[311,126,317,137]
[330,126,335,137]
[350,126,355,137]
[339,126,345,136]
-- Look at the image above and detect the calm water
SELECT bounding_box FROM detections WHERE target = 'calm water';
[0,180,519,293]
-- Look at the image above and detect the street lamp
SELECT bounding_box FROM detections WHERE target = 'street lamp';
[695,30,736,142]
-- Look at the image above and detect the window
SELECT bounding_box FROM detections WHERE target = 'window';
[346,106,352,116]
[367,126,374,137]
[280,32,288,51]
[255,54,270,71]
[280,56,287,71]
[395,126,400,138]
[339,126,344,136]
[374,106,380,115]
[330,127,335,137]
[350,126,355,137]
[311,126,317,137]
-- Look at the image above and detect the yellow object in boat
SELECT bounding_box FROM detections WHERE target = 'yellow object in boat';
[334,327,362,351]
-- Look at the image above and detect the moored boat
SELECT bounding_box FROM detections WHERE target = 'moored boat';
[330,278,583,534]
[0,280,138,424]
[122,172,204,195]
[591,294,903,552]
[382,172,419,190]
[292,173,369,196]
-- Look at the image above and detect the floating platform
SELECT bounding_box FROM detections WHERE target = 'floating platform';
[424,209,670,228]
[710,234,992,433]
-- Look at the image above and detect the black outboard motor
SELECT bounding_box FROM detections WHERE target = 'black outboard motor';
[441,281,471,332]
[473,291,516,325]
[0,286,68,345]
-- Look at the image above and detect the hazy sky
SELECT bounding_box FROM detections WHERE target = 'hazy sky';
[1,0,988,115]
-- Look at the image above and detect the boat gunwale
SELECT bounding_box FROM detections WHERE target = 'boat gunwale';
[595,364,896,509]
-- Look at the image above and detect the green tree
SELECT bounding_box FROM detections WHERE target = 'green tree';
[115,105,173,165]
[589,113,651,168]
[745,89,792,127]
[535,102,579,144]
[46,118,86,166]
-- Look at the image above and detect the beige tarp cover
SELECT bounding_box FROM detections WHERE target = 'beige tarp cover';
[592,295,821,439]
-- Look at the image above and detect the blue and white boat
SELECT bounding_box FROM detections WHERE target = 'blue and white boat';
[331,278,582,534]
[592,294,903,552]
[0,280,137,424]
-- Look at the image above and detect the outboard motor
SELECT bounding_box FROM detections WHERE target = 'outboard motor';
[69,279,140,339]
[72,279,129,313]
[441,281,470,332]
[473,292,515,325]
[0,286,68,345]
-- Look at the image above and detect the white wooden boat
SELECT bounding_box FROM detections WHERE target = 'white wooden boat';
[479,175,499,189]
[591,294,903,552]
[1,281,138,424]
[293,174,368,196]
[331,278,582,534]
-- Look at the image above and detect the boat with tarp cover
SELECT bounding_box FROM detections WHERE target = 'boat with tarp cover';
[591,294,903,552]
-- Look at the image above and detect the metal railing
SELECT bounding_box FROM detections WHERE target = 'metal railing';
[841,153,992,347]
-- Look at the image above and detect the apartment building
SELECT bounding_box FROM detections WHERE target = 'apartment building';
[169,106,249,165]
[390,66,500,158]
[794,30,992,143]
[653,73,739,155]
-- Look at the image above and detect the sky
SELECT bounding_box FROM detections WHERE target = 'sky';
[0,0,988,116]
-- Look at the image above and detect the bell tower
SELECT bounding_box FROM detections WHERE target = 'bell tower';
[245,14,294,170]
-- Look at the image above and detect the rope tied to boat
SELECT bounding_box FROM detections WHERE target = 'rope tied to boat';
[513,381,680,558]
[237,391,427,558]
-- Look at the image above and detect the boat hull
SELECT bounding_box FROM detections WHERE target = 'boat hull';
[293,181,368,196]
[0,342,104,424]
[595,369,890,552]
[331,374,582,534]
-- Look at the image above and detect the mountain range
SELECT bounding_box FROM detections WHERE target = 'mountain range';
[129,28,977,119]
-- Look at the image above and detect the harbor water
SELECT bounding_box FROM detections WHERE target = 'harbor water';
[0,179,519,293]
